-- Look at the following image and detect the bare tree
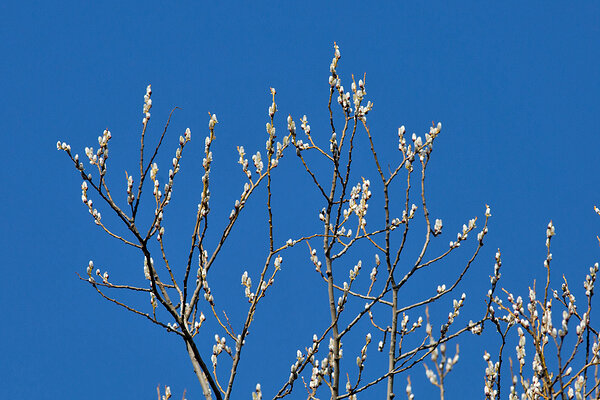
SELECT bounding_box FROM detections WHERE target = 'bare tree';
[478,218,600,400]
[57,43,599,400]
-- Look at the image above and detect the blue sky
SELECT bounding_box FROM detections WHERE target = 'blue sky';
[1,2,600,399]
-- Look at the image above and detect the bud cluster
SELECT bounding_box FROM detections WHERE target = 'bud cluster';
[142,84,152,124]
[449,217,477,249]
[241,271,254,303]
[344,179,371,230]
[210,334,232,367]
[398,122,442,171]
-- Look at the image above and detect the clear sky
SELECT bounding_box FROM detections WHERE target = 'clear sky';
[1,2,599,399]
